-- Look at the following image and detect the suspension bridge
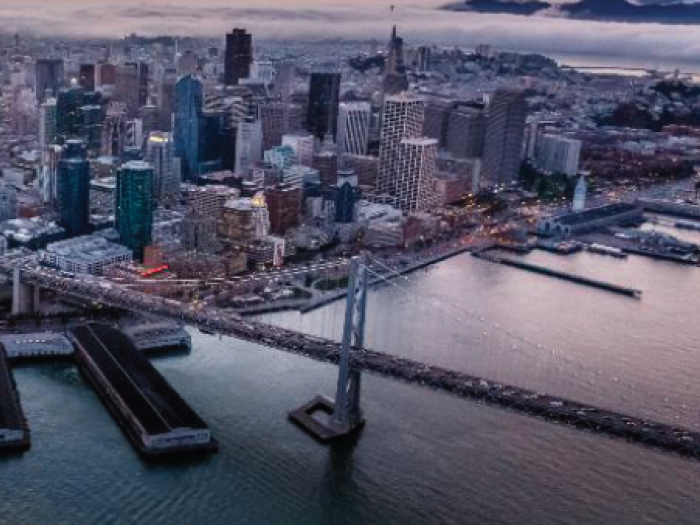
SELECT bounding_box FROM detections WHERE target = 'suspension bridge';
[3,252,700,458]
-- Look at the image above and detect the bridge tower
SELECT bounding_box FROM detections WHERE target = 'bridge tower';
[11,269,40,316]
[289,253,369,442]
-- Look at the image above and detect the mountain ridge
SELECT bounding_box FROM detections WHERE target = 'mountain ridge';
[443,0,700,24]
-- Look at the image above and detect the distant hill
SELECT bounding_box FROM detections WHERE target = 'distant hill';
[444,0,700,24]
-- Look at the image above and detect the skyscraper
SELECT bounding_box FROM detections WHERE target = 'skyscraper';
[79,64,96,92]
[337,102,372,157]
[383,27,409,97]
[116,161,154,261]
[260,102,303,151]
[282,133,315,167]
[56,82,85,138]
[35,58,64,103]
[224,28,253,86]
[481,89,528,187]
[102,102,128,159]
[235,117,263,175]
[174,74,203,182]
[39,98,57,157]
[377,93,424,197]
[145,132,181,205]
[57,139,91,238]
[115,62,149,117]
[446,106,487,159]
[395,138,438,212]
[157,67,177,132]
[307,72,341,141]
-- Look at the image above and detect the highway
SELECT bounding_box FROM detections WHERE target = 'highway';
[6,260,700,459]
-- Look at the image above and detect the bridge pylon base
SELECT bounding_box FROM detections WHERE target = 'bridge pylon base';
[288,395,365,443]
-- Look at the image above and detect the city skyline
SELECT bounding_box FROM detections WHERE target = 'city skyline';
[1,1,700,67]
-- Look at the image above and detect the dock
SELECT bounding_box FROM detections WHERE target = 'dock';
[70,323,216,457]
[474,252,642,298]
[0,346,30,452]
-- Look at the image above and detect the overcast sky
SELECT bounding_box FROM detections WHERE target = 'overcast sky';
[2,0,700,68]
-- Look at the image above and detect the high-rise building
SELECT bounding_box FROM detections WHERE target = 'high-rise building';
[534,134,582,177]
[260,102,303,151]
[224,28,253,86]
[423,99,453,148]
[266,184,301,235]
[57,140,91,238]
[446,106,487,159]
[102,101,128,159]
[35,58,64,102]
[145,132,181,205]
[177,50,198,76]
[96,62,117,87]
[235,117,262,175]
[39,98,57,157]
[174,74,204,181]
[40,145,63,208]
[157,67,177,132]
[56,83,86,138]
[337,102,371,157]
[377,93,424,197]
[481,89,528,186]
[395,138,438,212]
[81,104,104,156]
[79,64,96,92]
[383,27,409,97]
[271,60,297,101]
[116,161,154,261]
[115,62,149,117]
[307,72,341,141]
[281,133,315,167]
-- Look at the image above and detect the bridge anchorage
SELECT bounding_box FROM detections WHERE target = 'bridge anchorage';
[289,253,368,442]
[12,268,40,317]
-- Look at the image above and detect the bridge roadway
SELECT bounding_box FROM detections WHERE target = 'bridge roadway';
[10,264,700,459]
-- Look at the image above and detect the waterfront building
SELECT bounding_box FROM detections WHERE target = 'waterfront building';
[116,161,155,261]
[40,235,132,276]
[534,135,582,177]
[481,89,528,186]
[307,72,341,141]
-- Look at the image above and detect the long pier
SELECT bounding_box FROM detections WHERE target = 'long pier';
[474,252,642,298]
[10,265,700,459]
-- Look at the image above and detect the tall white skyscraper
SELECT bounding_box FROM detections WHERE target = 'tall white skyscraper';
[377,93,424,198]
[395,138,438,212]
[40,144,63,207]
[235,118,263,175]
[39,97,57,161]
[282,133,315,167]
[337,102,371,157]
[145,132,181,205]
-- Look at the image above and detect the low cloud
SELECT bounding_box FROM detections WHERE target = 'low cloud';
[2,0,700,68]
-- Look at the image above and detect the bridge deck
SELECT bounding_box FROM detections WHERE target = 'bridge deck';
[13,265,700,459]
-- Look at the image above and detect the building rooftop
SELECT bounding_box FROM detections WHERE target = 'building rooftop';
[43,234,132,263]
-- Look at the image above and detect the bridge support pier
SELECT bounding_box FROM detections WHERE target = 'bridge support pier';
[12,269,40,317]
[289,254,368,442]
